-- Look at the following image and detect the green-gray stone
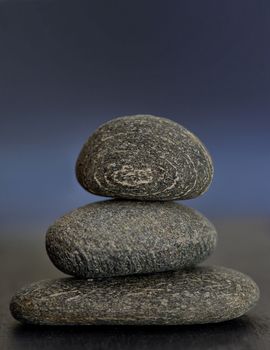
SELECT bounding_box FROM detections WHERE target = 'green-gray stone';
[46,200,217,278]
[76,115,213,200]
[10,266,259,325]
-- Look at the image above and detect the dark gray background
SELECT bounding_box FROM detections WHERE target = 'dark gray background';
[0,0,269,235]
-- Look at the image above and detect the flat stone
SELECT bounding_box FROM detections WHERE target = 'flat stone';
[46,200,217,278]
[10,266,259,325]
[76,115,213,200]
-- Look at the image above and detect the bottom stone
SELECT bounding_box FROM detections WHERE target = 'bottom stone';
[10,266,259,325]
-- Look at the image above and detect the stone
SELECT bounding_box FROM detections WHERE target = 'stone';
[76,115,213,201]
[46,200,217,278]
[10,266,259,325]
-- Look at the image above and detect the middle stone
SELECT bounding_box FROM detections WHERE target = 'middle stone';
[46,200,217,278]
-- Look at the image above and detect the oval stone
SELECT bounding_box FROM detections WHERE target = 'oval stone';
[10,266,259,325]
[46,200,217,278]
[76,115,213,200]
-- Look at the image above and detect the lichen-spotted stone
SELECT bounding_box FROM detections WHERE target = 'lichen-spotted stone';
[10,266,259,325]
[46,200,217,278]
[76,115,214,200]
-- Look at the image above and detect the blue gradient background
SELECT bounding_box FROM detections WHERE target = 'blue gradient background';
[0,0,269,234]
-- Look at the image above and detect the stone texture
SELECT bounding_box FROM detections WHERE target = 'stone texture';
[10,266,259,325]
[46,200,217,278]
[76,115,213,200]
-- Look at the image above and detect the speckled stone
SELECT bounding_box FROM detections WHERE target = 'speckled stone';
[46,200,217,278]
[76,115,213,201]
[10,266,259,325]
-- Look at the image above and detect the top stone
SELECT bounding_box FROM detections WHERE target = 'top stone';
[76,115,213,200]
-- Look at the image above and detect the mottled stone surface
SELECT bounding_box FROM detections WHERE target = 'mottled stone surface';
[46,200,217,278]
[10,266,259,325]
[76,115,213,200]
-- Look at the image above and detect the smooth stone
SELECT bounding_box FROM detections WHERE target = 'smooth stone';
[46,200,217,278]
[76,115,214,200]
[10,266,259,325]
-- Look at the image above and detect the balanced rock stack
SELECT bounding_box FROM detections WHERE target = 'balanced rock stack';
[10,115,259,325]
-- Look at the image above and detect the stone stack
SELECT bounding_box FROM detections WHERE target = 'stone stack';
[10,115,259,325]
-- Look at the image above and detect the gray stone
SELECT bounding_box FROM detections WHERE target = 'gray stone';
[76,115,213,200]
[10,266,259,325]
[46,200,217,278]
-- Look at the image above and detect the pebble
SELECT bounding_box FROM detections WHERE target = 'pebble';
[10,266,259,325]
[46,200,217,278]
[76,115,214,200]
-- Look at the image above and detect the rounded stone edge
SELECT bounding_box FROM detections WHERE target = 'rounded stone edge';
[9,284,40,325]
[45,225,77,278]
[206,266,260,323]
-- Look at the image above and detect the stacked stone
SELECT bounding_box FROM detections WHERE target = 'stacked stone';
[10,115,259,325]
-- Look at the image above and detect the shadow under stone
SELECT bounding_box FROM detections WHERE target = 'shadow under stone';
[9,315,269,350]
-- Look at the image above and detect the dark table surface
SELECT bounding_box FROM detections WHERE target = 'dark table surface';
[1,219,270,350]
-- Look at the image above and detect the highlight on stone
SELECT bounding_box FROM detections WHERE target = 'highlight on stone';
[10,115,259,325]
